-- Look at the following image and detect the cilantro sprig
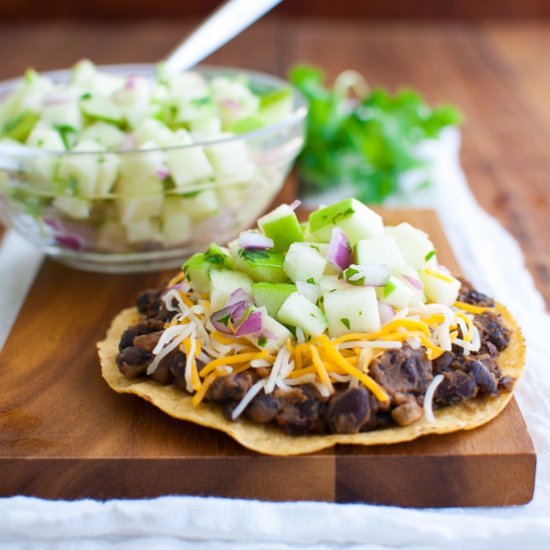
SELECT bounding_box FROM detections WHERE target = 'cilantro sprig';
[289,65,462,203]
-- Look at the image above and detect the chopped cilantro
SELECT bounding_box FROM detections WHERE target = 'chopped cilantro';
[306,277,315,284]
[54,124,77,150]
[217,314,230,326]
[340,318,351,329]
[257,336,267,347]
[239,248,270,261]
[424,249,437,262]
[383,280,397,298]
[80,92,92,100]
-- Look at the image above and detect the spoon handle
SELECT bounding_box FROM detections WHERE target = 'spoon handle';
[164,0,283,74]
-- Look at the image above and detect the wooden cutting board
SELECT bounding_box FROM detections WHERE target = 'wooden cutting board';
[0,209,535,506]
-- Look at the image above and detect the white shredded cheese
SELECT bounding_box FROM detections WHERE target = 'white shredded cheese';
[184,334,196,393]
[250,359,272,368]
[285,374,317,386]
[147,324,193,375]
[423,374,444,424]
[265,347,287,394]
[231,379,266,421]
[295,326,306,344]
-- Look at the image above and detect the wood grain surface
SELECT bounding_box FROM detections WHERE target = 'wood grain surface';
[0,209,535,505]
[0,20,548,308]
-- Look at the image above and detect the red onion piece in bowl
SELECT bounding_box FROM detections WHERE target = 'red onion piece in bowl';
[239,231,274,250]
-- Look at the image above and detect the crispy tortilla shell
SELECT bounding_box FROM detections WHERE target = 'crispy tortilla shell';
[97,304,525,456]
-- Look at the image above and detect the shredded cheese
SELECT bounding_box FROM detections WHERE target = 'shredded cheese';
[200,350,272,378]
[423,374,444,423]
[453,301,490,315]
[309,344,334,394]
[316,334,389,402]
[231,379,267,420]
[191,372,218,407]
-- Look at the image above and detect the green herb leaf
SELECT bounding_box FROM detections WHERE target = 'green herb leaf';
[424,249,437,262]
[340,318,351,329]
[257,336,267,347]
[289,65,462,203]
[383,280,397,298]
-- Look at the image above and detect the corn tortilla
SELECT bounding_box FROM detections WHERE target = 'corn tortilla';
[97,304,524,456]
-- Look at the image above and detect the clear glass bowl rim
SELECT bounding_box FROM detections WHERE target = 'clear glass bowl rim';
[0,63,308,158]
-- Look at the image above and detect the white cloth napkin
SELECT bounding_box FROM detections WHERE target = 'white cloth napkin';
[1,129,550,549]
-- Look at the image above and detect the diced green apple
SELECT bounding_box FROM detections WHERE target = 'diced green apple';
[134,118,173,147]
[210,269,253,310]
[180,189,219,220]
[164,129,214,189]
[53,196,90,220]
[80,95,124,126]
[319,275,351,294]
[96,154,120,197]
[124,218,161,244]
[308,198,384,244]
[377,275,419,309]
[323,286,380,337]
[355,236,408,273]
[115,176,163,223]
[420,269,461,306]
[162,202,192,246]
[233,247,289,283]
[1,111,40,141]
[57,139,103,197]
[384,223,437,269]
[119,140,165,185]
[245,307,292,352]
[81,122,126,150]
[258,204,304,252]
[277,292,328,337]
[26,122,65,180]
[206,135,255,183]
[283,242,327,283]
[252,282,297,317]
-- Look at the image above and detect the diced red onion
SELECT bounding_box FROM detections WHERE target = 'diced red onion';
[125,75,138,90]
[154,167,170,180]
[227,287,253,307]
[43,95,72,107]
[289,199,301,211]
[347,264,391,287]
[239,230,274,250]
[378,302,396,325]
[235,310,263,336]
[44,217,64,233]
[210,300,250,334]
[55,234,84,251]
[296,281,320,304]
[262,329,278,341]
[222,99,240,112]
[402,274,423,291]
[326,228,353,271]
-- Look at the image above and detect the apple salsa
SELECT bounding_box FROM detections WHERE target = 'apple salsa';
[0,61,294,251]
[115,198,513,434]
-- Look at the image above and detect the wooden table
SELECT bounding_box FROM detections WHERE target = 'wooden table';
[0,19,549,307]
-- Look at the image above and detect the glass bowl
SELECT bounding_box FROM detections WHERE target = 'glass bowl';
[0,64,307,272]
